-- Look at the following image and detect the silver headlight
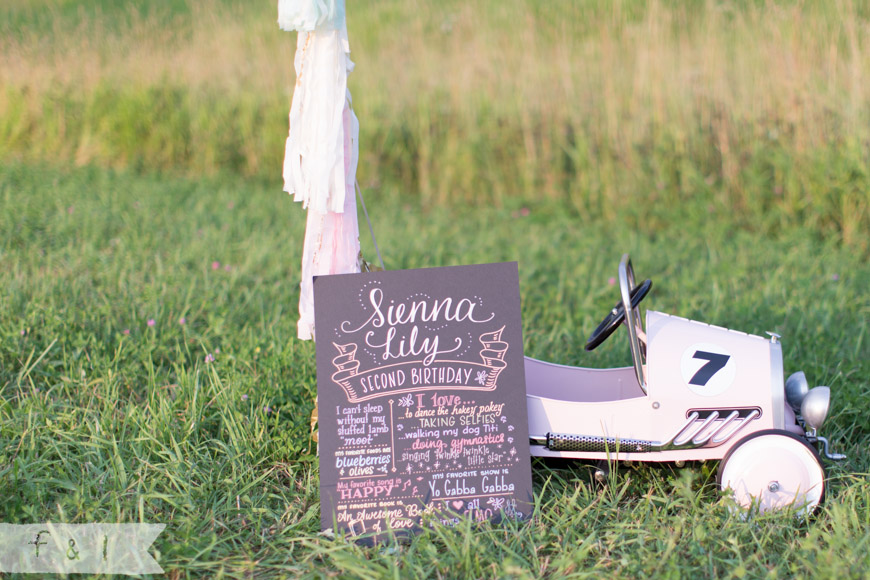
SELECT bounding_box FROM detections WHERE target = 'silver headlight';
[801,386,830,432]
[785,371,809,412]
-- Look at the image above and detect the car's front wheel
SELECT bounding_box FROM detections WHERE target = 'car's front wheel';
[718,429,825,516]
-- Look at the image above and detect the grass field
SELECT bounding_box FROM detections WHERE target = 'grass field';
[2,162,869,578]
[2,0,870,578]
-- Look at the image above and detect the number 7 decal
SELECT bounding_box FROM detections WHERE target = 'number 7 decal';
[689,351,731,386]
[681,343,736,396]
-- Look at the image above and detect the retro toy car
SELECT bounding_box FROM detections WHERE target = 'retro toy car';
[525,254,845,514]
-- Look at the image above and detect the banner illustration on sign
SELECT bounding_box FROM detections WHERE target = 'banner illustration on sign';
[330,327,508,402]
[314,263,533,542]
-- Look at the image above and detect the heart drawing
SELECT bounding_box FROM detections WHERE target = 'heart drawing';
[452,500,465,511]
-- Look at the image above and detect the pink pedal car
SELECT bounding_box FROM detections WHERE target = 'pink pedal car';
[525,254,845,514]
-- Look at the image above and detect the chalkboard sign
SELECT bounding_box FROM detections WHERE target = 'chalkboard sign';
[314,263,533,541]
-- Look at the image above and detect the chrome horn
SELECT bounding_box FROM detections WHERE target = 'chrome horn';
[785,371,809,412]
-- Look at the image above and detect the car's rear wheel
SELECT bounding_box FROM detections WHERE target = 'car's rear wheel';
[717,429,825,516]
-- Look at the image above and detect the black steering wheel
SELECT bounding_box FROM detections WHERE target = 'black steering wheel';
[585,279,652,351]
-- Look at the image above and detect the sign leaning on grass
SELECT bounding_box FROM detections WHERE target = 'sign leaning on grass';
[314,263,533,541]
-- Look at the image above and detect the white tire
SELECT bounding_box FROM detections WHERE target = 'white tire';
[718,429,825,516]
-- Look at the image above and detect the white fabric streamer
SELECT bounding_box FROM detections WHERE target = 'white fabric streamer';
[283,27,353,214]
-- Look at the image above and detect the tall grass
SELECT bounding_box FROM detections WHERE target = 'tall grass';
[1,0,869,252]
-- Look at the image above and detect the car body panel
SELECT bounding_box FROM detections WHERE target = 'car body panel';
[526,310,794,462]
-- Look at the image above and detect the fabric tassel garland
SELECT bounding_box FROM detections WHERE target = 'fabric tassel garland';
[279,0,361,340]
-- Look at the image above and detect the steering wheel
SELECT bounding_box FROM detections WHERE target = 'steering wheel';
[585,279,652,351]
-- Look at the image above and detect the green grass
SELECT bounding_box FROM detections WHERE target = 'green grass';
[1,162,868,578]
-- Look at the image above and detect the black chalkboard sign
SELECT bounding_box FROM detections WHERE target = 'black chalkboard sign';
[313,263,533,541]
